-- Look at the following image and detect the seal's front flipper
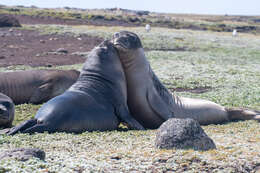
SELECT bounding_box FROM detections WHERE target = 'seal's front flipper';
[147,88,174,121]
[0,128,11,135]
[7,119,37,135]
[147,69,175,121]
[23,124,53,134]
[116,105,145,130]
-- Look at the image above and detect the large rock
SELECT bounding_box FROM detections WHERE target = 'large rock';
[0,148,45,161]
[155,118,216,151]
[0,15,21,27]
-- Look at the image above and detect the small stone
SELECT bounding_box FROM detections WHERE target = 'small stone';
[71,51,89,58]
[49,37,58,41]
[40,40,45,43]
[155,118,216,151]
[0,148,45,161]
[56,48,68,54]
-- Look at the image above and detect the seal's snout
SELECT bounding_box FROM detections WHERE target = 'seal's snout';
[112,31,142,50]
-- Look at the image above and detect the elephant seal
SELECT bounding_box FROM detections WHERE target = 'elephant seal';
[0,69,80,105]
[112,31,260,128]
[0,93,14,128]
[7,40,144,135]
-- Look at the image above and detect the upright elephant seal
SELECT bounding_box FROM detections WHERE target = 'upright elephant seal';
[7,40,143,135]
[112,31,260,128]
[0,93,14,128]
[0,69,80,104]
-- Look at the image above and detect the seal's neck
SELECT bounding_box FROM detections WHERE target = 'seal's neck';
[121,48,149,73]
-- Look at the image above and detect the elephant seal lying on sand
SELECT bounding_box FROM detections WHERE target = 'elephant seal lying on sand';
[112,31,260,128]
[0,69,80,104]
[0,93,14,128]
[7,40,144,135]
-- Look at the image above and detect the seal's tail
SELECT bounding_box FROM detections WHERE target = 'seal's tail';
[226,108,260,122]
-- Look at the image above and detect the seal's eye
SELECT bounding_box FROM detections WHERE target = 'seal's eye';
[114,32,120,38]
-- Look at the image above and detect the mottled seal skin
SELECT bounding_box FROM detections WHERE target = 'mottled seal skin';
[112,31,260,128]
[7,40,143,135]
[0,69,80,104]
[0,93,14,128]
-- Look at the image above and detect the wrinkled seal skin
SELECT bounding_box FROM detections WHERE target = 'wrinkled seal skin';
[0,93,14,128]
[0,69,80,105]
[112,31,260,128]
[7,40,144,135]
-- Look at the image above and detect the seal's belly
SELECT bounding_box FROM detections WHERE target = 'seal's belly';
[173,96,228,125]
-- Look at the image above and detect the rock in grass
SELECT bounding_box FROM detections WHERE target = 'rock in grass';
[155,118,216,151]
[56,48,68,54]
[0,15,21,27]
[0,148,45,161]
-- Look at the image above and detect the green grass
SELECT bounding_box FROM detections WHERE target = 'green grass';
[0,25,260,172]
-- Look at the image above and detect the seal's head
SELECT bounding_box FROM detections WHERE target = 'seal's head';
[112,31,142,51]
[0,98,14,127]
[112,31,144,65]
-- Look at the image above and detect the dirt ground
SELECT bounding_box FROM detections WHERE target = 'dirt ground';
[0,26,103,67]
[0,16,212,95]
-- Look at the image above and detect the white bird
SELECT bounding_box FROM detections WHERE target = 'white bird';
[232,29,237,37]
[145,24,151,32]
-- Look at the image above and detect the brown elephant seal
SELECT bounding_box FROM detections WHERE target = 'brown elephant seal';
[0,69,80,105]
[7,40,143,135]
[0,92,14,128]
[112,31,260,128]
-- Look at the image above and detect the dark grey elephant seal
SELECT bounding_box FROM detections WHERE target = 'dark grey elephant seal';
[7,40,143,135]
[0,69,80,104]
[112,31,260,128]
[0,93,14,128]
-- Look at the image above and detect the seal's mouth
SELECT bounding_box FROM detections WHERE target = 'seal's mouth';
[112,31,133,51]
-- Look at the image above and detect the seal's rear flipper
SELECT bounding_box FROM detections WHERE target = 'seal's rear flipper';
[226,108,260,122]
[116,105,145,130]
[7,119,37,135]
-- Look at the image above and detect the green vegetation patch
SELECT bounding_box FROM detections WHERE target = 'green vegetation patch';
[1,6,260,34]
